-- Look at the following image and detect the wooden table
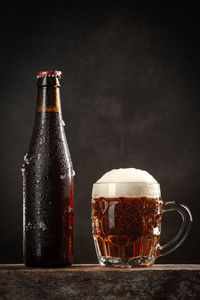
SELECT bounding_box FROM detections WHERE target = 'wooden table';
[0,264,200,299]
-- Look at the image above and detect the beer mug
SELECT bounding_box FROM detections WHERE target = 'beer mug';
[91,169,192,267]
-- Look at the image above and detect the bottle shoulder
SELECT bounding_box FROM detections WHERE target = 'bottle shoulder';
[29,113,70,152]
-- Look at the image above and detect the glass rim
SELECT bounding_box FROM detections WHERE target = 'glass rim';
[93,182,160,185]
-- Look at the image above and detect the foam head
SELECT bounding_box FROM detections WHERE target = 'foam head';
[92,168,160,198]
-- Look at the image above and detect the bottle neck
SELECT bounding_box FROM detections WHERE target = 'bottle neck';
[36,76,61,113]
[37,86,61,112]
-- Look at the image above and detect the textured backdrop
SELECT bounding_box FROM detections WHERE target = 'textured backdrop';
[0,3,199,264]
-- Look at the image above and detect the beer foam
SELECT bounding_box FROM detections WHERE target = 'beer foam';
[93,168,160,198]
[96,168,157,183]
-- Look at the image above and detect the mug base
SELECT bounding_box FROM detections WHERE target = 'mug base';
[98,255,155,268]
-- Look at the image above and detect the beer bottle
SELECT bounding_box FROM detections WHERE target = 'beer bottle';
[22,71,73,267]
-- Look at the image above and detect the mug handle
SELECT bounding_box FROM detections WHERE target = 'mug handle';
[157,201,193,256]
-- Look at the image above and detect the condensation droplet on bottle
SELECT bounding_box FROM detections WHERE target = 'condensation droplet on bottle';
[62,120,65,126]
[21,163,25,175]
[24,153,31,165]
[38,222,47,231]
[67,206,73,213]
[27,222,33,229]
[60,174,66,179]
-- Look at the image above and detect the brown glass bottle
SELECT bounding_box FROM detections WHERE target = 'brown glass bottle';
[22,71,73,267]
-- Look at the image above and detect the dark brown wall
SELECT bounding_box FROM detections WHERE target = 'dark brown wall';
[0,3,199,264]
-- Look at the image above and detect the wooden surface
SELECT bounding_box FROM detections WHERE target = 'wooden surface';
[0,264,200,299]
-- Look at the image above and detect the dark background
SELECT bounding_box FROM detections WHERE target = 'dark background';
[0,3,199,264]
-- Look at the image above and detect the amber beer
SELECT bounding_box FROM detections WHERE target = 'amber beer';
[22,71,73,267]
[92,196,163,266]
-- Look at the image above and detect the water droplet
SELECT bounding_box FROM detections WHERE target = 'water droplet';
[24,153,31,165]
[38,222,47,231]
[73,170,75,176]
[67,206,73,213]
[27,222,33,229]
[60,174,66,179]
[62,120,65,126]
[153,227,160,235]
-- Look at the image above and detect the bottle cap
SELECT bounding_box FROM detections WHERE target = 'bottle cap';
[37,71,62,78]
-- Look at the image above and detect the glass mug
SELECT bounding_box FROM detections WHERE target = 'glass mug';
[91,182,192,267]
